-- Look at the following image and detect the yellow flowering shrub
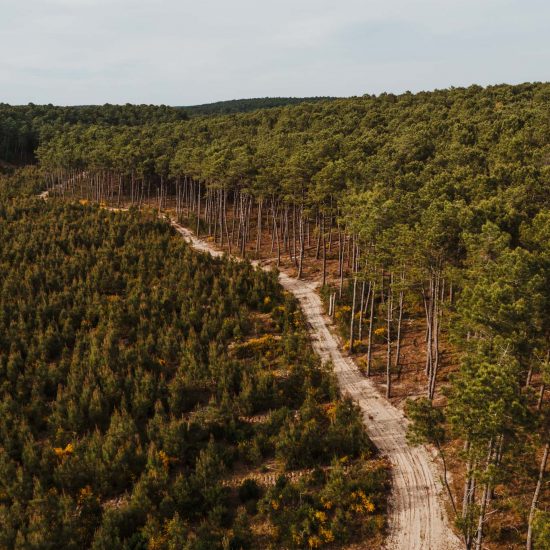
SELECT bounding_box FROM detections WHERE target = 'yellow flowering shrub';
[314,510,327,523]
[326,403,337,421]
[350,490,375,514]
[319,527,334,543]
[53,442,74,458]
[147,534,167,550]
[158,450,176,470]
[236,334,276,356]
[308,535,322,548]
[334,305,351,321]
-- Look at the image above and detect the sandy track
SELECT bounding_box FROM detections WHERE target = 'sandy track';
[170,220,461,550]
[278,275,461,550]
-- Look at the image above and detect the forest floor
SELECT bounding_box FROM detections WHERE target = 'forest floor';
[169,217,462,550]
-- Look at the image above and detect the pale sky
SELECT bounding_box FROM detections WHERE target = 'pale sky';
[1,0,549,105]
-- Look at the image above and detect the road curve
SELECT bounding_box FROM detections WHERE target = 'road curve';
[170,220,461,550]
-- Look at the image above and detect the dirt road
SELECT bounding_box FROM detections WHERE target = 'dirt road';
[170,220,461,550]
[279,274,462,550]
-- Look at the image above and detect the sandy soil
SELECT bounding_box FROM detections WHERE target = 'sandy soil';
[170,219,462,550]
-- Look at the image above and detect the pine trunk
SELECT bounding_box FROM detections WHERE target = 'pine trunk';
[386,273,393,398]
[366,281,376,377]
[349,277,357,353]
[526,441,549,550]
[395,270,405,379]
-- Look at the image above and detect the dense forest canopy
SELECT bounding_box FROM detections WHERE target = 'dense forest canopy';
[0,97,337,164]
[1,82,549,548]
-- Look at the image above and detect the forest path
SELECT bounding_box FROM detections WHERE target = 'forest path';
[169,220,461,550]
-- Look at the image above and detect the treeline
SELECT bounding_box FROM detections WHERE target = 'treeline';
[33,82,550,548]
[0,198,387,549]
[183,97,337,116]
[35,83,550,393]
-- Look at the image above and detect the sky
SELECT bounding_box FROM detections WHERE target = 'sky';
[1,0,549,105]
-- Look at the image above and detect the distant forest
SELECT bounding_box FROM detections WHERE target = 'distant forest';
[0,97,336,164]
[182,97,338,116]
